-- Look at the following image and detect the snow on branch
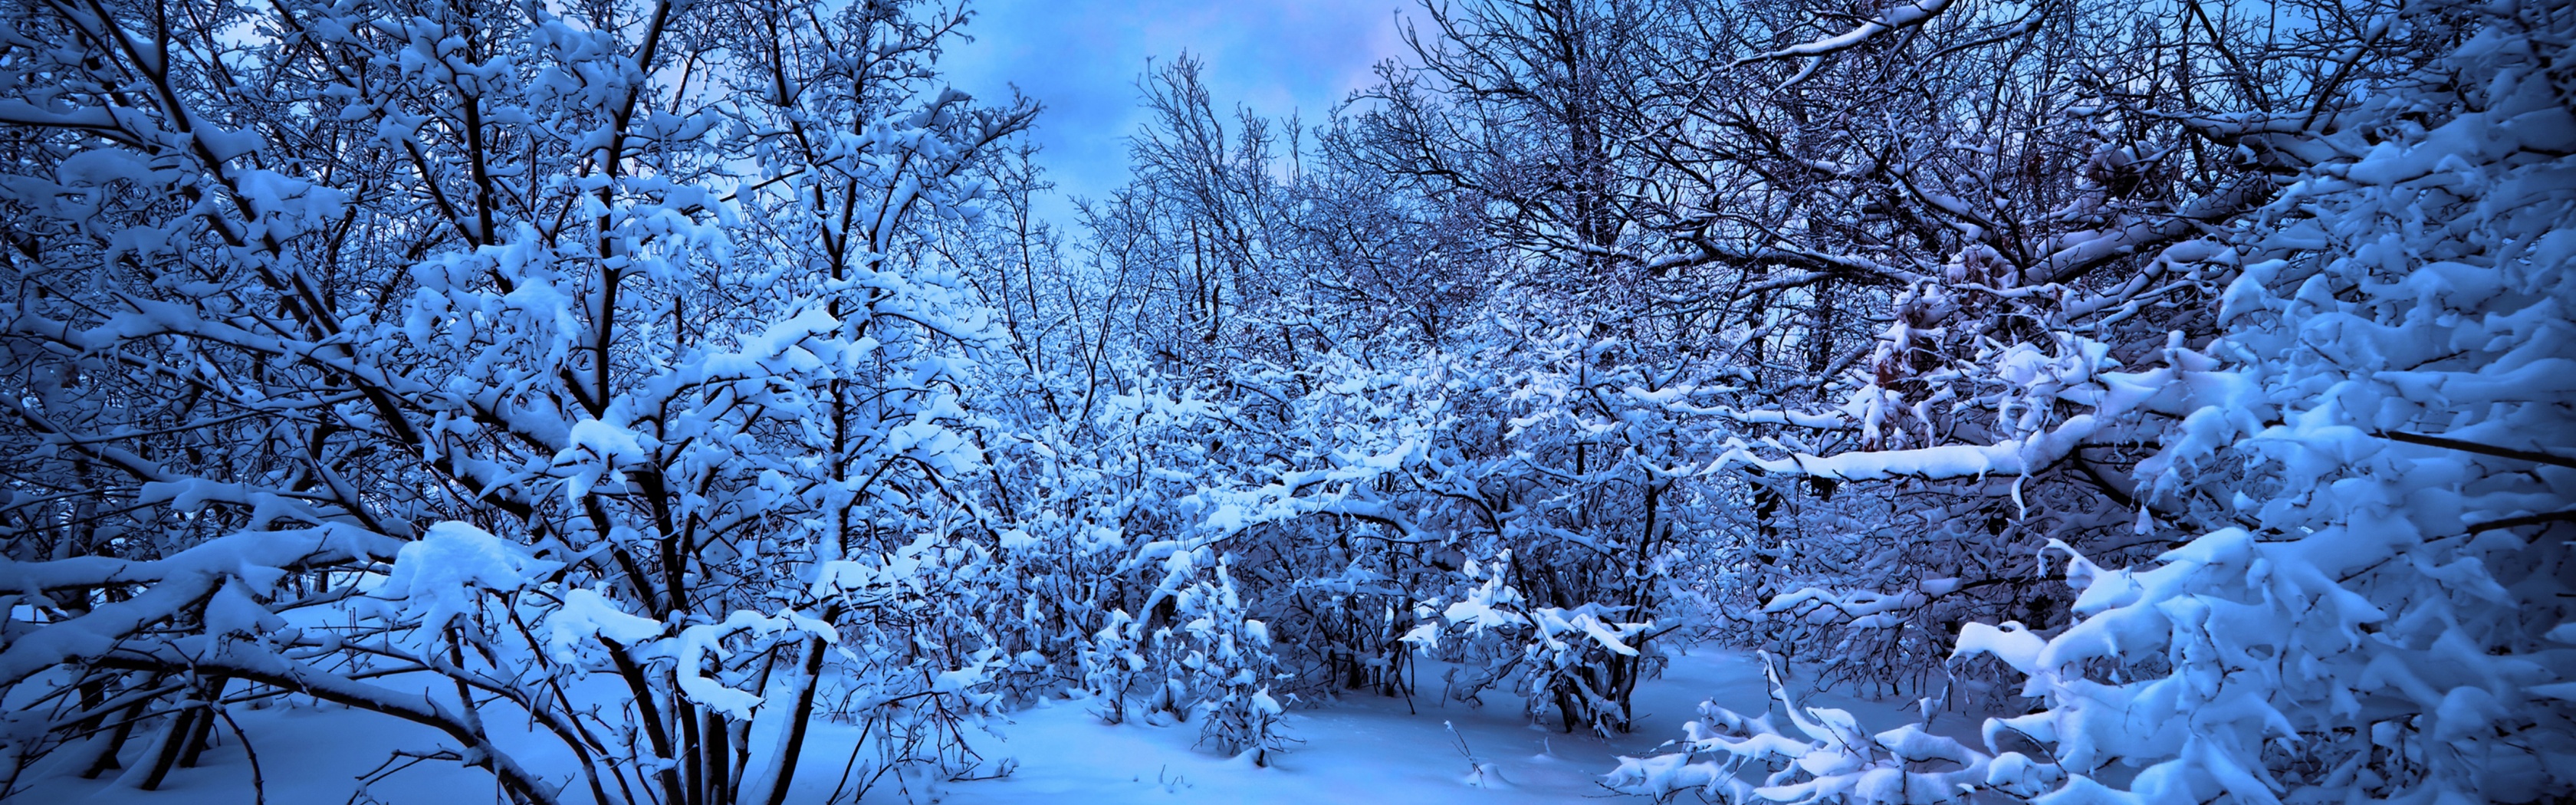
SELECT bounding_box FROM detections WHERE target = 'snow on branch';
[2037,178,2275,286]
[1737,0,1959,64]
[0,525,399,686]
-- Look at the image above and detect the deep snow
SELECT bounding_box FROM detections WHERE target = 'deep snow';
[15,647,1924,804]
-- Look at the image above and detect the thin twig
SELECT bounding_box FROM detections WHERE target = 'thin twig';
[216,708,264,805]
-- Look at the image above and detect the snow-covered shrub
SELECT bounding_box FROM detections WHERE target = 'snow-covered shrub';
[1080,609,1151,724]
[966,370,1306,759]
[1428,551,1661,736]
[1122,342,1706,736]
[0,0,1037,801]
[1612,0,2576,801]
[1940,7,2576,799]
[1162,559,1293,763]
[1607,654,1996,803]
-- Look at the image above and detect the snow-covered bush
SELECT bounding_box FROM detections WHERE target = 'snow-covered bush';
[0,0,1036,801]
[1612,0,2576,801]
[1606,654,1997,803]
[1160,559,1292,763]
[1945,7,2576,799]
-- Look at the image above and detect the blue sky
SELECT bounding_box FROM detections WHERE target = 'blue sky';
[938,0,1413,225]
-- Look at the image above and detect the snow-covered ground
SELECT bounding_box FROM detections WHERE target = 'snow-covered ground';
[17,647,1923,804]
[936,649,1783,805]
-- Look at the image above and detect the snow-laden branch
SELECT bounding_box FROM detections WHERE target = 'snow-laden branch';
[1736,0,1959,64]
[0,525,399,687]
[86,641,566,805]
[2037,178,2275,286]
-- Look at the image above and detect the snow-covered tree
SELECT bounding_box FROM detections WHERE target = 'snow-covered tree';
[0,0,1035,800]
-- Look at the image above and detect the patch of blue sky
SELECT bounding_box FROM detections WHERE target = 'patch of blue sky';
[940,0,1411,225]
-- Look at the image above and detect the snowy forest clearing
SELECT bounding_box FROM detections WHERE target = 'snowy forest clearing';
[17,649,1868,803]
[897,652,1851,805]
[3,0,2570,801]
